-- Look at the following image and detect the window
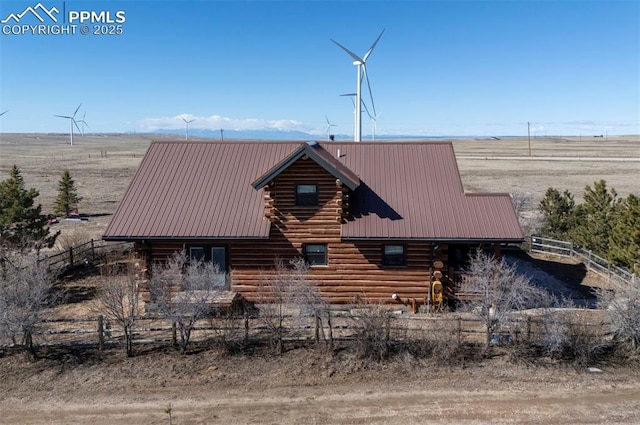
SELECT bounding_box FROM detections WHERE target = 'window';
[296,184,318,207]
[189,246,205,262]
[304,244,327,266]
[211,246,226,271]
[382,245,406,267]
[187,245,227,271]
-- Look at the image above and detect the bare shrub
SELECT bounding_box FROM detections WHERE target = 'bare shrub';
[149,251,228,353]
[96,258,142,357]
[459,250,552,353]
[257,258,326,354]
[406,318,467,365]
[348,303,394,362]
[535,309,609,366]
[0,251,59,356]
[596,279,640,351]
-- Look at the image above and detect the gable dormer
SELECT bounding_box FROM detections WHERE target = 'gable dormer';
[252,142,360,224]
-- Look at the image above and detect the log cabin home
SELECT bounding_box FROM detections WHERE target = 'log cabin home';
[103,140,524,309]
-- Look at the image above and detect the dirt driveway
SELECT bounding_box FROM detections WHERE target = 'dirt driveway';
[1,346,639,424]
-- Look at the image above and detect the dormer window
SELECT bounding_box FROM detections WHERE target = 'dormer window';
[296,184,318,207]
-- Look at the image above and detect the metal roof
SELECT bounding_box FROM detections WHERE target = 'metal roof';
[103,141,524,242]
[251,141,360,190]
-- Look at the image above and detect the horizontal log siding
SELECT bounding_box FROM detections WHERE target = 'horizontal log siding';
[142,158,448,304]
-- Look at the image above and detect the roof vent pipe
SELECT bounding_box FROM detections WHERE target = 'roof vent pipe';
[337,149,341,158]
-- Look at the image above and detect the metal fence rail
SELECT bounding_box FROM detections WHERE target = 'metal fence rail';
[530,235,637,285]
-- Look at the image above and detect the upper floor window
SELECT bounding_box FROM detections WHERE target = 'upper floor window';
[382,244,406,267]
[304,243,327,266]
[296,184,318,207]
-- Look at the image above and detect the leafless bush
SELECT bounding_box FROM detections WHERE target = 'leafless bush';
[0,251,59,356]
[596,280,640,351]
[210,313,247,354]
[257,258,326,354]
[533,309,609,366]
[406,319,467,365]
[459,250,552,353]
[149,251,228,353]
[348,303,395,362]
[96,257,142,357]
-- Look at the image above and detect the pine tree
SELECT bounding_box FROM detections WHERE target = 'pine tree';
[572,180,620,256]
[539,187,576,239]
[608,194,640,271]
[53,170,82,217]
[0,165,58,251]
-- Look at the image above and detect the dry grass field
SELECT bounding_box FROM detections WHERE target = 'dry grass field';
[1,133,638,245]
[1,133,639,424]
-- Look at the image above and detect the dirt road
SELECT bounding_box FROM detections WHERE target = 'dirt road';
[1,347,639,424]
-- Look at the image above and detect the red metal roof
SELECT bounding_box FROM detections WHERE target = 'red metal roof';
[103,141,523,242]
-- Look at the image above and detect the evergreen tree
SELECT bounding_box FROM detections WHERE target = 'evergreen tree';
[572,180,620,255]
[53,170,82,217]
[608,194,640,271]
[538,187,576,239]
[0,165,58,251]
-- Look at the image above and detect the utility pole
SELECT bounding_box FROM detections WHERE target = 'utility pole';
[527,122,531,156]
[220,128,224,141]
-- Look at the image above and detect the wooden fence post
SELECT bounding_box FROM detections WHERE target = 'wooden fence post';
[526,317,531,343]
[69,246,74,267]
[171,322,177,348]
[244,315,249,346]
[91,239,95,262]
[98,315,105,354]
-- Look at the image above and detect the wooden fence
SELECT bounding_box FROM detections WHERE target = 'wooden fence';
[529,235,637,285]
[42,239,132,271]
[2,309,608,352]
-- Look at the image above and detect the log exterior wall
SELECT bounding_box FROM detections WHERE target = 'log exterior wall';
[137,157,449,304]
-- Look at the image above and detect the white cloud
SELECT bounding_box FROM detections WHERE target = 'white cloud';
[137,113,320,134]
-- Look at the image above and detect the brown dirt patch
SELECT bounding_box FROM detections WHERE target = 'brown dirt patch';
[1,345,639,424]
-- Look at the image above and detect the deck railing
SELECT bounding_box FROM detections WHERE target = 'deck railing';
[529,235,637,285]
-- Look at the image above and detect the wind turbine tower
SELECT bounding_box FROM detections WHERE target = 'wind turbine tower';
[325,116,337,141]
[332,29,384,142]
[181,117,195,140]
[78,111,89,136]
[55,103,82,146]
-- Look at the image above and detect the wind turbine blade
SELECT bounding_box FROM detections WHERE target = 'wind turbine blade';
[363,29,385,62]
[73,103,82,118]
[0,110,8,116]
[72,119,81,133]
[361,98,372,119]
[55,115,72,119]
[331,39,363,63]
[181,117,187,123]
[363,65,377,118]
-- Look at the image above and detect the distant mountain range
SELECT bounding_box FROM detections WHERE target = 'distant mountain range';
[146,128,439,141]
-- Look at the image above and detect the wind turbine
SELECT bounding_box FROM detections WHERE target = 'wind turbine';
[325,116,337,141]
[55,103,82,146]
[181,116,195,140]
[341,93,380,140]
[332,29,384,142]
[77,111,89,136]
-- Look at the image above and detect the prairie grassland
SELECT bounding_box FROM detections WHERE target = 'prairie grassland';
[0,133,638,243]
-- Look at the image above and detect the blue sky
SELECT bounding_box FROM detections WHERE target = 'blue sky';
[0,0,638,137]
